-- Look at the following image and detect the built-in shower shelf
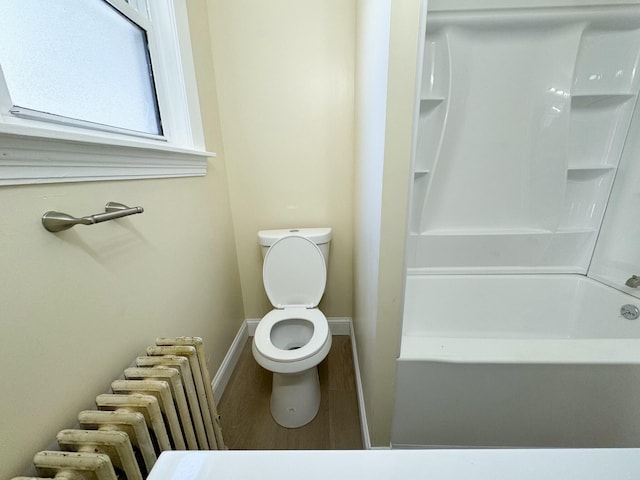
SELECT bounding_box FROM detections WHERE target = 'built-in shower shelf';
[571,93,635,108]
[408,229,596,272]
[419,98,444,115]
[555,227,597,234]
[420,97,444,104]
[566,167,615,181]
[414,169,430,175]
[421,228,553,236]
[418,228,597,239]
[567,164,615,172]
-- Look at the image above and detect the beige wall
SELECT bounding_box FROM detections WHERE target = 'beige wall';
[208,0,419,445]
[0,2,245,477]
[207,0,355,319]
[0,1,422,471]
[354,0,423,446]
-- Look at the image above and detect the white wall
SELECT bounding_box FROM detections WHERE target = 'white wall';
[591,105,640,289]
[354,0,391,448]
[0,2,245,477]
[207,0,355,320]
[354,0,423,446]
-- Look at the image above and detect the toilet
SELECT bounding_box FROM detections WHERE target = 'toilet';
[252,228,333,428]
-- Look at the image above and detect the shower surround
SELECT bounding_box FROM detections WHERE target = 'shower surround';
[393,4,640,448]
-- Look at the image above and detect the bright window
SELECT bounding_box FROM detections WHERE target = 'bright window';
[0,0,162,136]
[0,0,210,185]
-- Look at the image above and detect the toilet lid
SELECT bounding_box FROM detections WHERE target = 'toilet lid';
[263,236,326,308]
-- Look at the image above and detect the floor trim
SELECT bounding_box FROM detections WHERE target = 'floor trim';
[212,317,371,448]
[212,321,249,404]
[349,321,372,449]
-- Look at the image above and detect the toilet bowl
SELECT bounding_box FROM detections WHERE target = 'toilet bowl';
[252,229,333,428]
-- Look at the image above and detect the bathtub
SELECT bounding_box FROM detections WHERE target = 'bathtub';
[391,274,640,448]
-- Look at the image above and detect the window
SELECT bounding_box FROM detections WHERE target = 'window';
[0,0,210,185]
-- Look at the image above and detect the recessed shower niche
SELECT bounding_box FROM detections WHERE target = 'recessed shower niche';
[407,7,640,274]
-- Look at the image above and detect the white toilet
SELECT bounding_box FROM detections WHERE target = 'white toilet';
[252,228,333,428]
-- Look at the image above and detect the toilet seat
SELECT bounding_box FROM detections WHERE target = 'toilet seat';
[253,233,332,377]
[254,307,329,362]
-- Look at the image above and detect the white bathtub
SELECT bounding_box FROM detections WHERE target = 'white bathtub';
[391,274,640,448]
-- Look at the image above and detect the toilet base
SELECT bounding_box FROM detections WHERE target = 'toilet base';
[270,367,321,428]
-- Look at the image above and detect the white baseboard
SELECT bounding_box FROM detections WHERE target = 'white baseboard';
[212,317,371,449]
[212,321,249,403]
[349,321,372,449]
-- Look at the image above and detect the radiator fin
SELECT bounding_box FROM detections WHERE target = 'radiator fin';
[32,451,118,480]
[156,336,226,449]
[95,393,172,453]
[123,367,198,450]
[78,410,156,475]
[56,429,142,480]
[136,355,209,449]
[110,379,186,451]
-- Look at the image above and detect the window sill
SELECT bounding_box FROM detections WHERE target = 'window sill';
[0,124,212,185]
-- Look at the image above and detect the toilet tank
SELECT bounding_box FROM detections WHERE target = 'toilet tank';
[258,228,332,265]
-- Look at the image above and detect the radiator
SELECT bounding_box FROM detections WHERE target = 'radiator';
[12,337,225,480]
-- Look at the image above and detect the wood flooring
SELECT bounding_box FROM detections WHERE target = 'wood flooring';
[218,335,363,450]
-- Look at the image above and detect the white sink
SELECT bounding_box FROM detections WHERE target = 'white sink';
[148,449,640,480]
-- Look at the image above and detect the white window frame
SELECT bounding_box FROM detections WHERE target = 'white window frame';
[0,0,212,185]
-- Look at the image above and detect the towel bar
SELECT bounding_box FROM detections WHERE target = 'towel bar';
[42,202,144,232]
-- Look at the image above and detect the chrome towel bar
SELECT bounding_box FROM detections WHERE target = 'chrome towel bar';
[42,202,144,232]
